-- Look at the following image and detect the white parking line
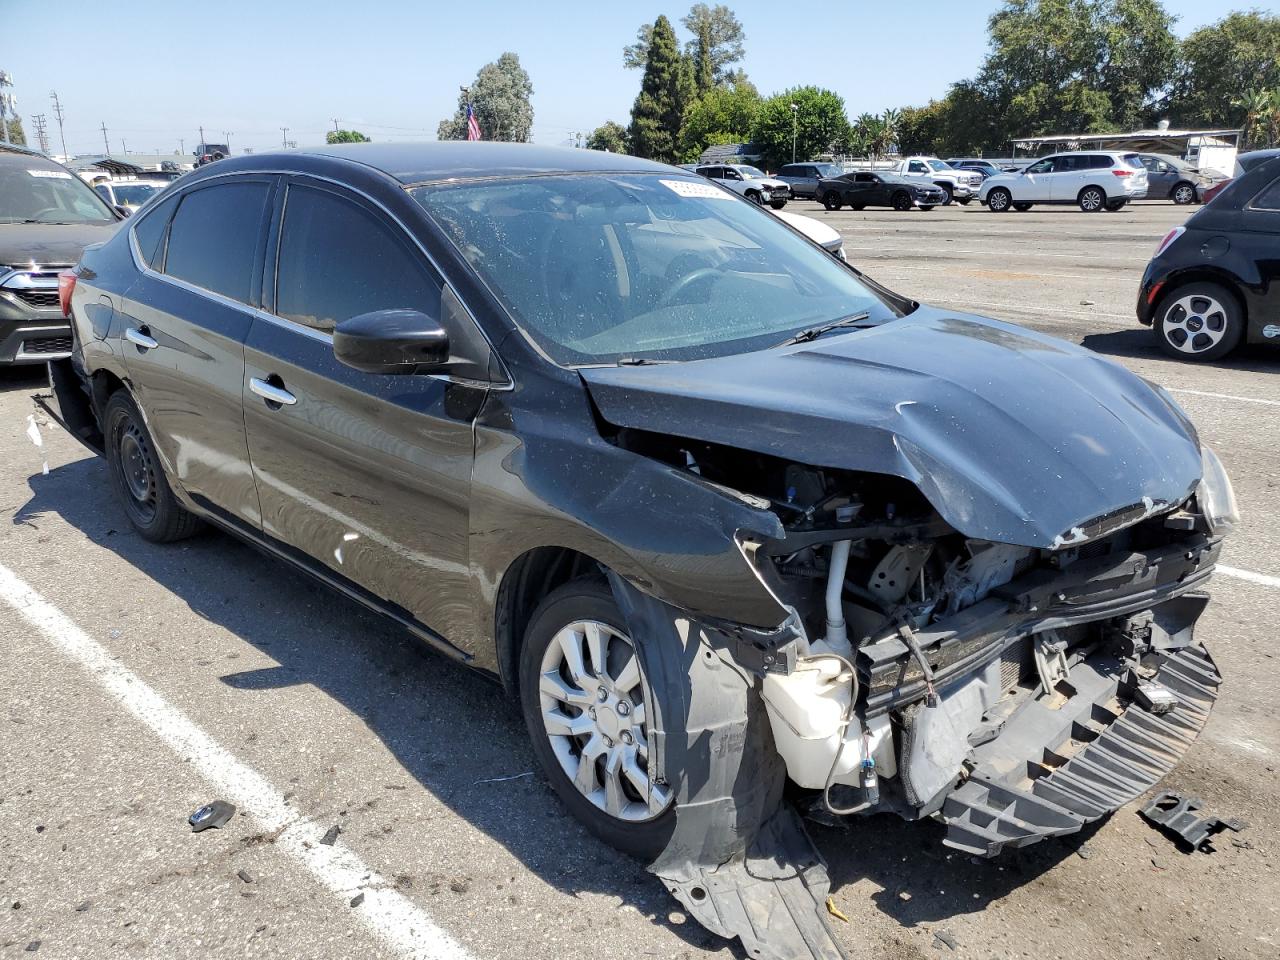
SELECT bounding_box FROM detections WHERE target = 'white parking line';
[1218,565,1280,590]
[0,561,472,960]
[1165,388,1280,408]
[921,297,1132,322]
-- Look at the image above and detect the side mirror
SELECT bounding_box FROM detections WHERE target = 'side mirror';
[333,309,450,375]
[115,205,133,218]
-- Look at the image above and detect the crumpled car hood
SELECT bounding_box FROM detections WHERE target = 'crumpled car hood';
[580,308,1203,549]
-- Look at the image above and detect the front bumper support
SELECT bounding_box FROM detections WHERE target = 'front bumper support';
[942,641,1220,857]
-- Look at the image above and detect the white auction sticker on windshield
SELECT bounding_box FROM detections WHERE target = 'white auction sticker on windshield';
[28,169,73,179]
[661,179,731,199]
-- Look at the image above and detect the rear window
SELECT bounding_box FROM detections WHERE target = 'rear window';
[1250,176,1280,211]
[1122,154,1145,169]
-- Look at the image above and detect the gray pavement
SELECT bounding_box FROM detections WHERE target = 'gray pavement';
[2,199,1277,960]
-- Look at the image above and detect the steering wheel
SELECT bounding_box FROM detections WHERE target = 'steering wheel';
[659,266,719,308]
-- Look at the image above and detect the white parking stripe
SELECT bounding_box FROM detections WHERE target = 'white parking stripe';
[1165,388,1280,408]
[921,297,1132,322]
[0,561,473,960]
[1218,565,1280,590]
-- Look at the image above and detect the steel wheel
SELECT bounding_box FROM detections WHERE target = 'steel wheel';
[1161,292,1231,355]
[1172,182,1196,205]
[117,421,158,522]
[537,619,672,823]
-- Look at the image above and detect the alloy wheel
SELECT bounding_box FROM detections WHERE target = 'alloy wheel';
[537,620,672,822]
[1173,183,1196,205]
[988,189,1011,212]
[1162,293,1230,355]
[1079,187,1104,211]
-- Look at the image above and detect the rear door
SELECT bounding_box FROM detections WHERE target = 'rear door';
[117,175,274,525]
[1049,155,1087,201]
[242,177,487,646]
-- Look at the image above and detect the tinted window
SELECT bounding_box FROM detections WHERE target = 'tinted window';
[275,184,440,332]
[1086,155,1112,169]
[131,192,180,268]
[1250,176,1280,211]
[1026,158,1056,174]
[1122,154,1145,169]
[164,182,269,303]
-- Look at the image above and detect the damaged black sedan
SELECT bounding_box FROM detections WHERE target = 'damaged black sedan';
[47,143,1236,960]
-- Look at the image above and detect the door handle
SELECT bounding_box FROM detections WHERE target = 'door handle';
[125,326,158,350]
[249,377,297,407]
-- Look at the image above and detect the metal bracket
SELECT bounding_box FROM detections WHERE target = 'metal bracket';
[1139,791,1246,852]
[1033,630,1070,694]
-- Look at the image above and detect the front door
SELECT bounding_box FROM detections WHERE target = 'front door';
[1019,157,1058,201]
[117,176,274,525]
[241,178,486,648]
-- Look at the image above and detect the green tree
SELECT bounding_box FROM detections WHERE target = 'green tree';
[629,16,686,161]
[677,79,761,160]
[681,4,746,90]
[437,52,534,142]
[750,87,850,169]
[586,120,630,153]
[623,22,655,70]
[1165,12,1280,128]
[325,129,370,144]
[896,103,945,155]
[4,117,25,146]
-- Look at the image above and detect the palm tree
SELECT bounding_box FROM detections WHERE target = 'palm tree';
[1233,88,1273,149]
[855,113,884,160]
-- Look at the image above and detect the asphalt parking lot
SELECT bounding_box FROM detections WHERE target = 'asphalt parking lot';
[2,200,1277,960]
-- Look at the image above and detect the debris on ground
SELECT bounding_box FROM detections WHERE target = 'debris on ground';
[188,800,236,833]
[1138,791,1246,852]
[237,869,254,884]
[473,771,533,785]
[825,896,849,923]
[74,901,90,913]
[897,890,913,903]
[319,825,341,846]
[1076,843,1094,860]
[349,892,365,908]
[933,928,958,951]
[24,942,40,954]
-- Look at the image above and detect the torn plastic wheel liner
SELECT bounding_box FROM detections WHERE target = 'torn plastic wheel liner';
[1139,791,1246,852]
[608,573,848,960]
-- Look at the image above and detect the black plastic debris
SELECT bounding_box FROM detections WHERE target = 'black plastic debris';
[74,901,91,913]
[319,825,341,846]
[349,892,365,908]
[1138,791,1246,852]
[188,800,236,833]
[25,942,40,953]
[237,869,254,884]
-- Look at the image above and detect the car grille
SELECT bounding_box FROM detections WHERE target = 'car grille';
[21,335,72,355]
[12,289,61,308]
[0,268,69,312]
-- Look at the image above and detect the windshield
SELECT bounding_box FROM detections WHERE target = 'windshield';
[815,163,843,177]
[925,159,952,171]
[111,183,161,205]
[411,173,897,365]
[737,166,767,179]
[0,164,117,224]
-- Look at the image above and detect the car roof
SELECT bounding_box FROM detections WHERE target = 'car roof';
[0,146,64,170]
[1239,148,1280,171]
[227,142,676,185]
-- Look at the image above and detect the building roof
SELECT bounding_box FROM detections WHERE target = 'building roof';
[698,142,763,163]
[1013,128,1242,152]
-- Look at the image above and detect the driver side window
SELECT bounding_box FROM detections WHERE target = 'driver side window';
[1026,158,1055,174]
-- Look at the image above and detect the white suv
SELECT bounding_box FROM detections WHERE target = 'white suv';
[693,163,790,209]
[979,152,1148,212]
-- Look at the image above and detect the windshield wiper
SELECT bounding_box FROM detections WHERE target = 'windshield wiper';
[772,311,872,348]
[615,356,674,366]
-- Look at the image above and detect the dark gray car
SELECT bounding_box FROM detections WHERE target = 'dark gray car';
[774,162,843,199]
[0,145,122,364]
[1137,153,1213,204]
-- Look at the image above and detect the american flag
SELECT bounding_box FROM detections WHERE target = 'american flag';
[465,103,481,141]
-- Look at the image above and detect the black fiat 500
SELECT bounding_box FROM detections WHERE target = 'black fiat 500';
[1137,149,1280,361]
[47,143,1235,958]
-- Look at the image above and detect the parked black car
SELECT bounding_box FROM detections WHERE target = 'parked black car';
[1137,151,1280,361]
[819,171,947,210]
[48,143,1233,957]
[0,145,123,364]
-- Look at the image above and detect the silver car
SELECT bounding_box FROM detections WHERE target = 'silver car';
[774,162,844,199]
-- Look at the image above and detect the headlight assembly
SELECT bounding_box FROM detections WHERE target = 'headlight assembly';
[1197,445,1239,536]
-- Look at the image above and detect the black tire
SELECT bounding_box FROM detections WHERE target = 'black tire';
[937,183,954,205]
[519,578,675,861]
[850,203,864,211]
[956,197,972,205]
[1153,281,1244,362]
[769,199,787,209]
[745,190,763,206]
[103,391,203,542]
[987,187,1012,212]
[820,192,843,211]
[891,191,913,211]
[1078,185,1106,212]
[1013,203,1033,211]
[1105,199,1127,211]
[1171,182,1197,205]
[918,204,935,211]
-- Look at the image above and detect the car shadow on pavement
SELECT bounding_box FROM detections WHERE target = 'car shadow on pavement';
[16,453,1099,955]
[1081,329,1280,374]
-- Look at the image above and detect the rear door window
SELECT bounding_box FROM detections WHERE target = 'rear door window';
[131,191,181,268]
[274,183,441,333]
[1122,154,1145,169]
[1249,176,1280,211]
[164,181,270,304]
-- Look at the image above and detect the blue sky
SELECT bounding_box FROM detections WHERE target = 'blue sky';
[2,0,1248,157]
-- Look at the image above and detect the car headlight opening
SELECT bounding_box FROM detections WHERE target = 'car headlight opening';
[1198,445,1239,535]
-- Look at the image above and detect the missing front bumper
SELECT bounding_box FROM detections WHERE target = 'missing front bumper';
[942,640,1220,857]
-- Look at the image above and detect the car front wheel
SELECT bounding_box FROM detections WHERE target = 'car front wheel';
[519,579,675,860]
[103,391,203,542]
[1078,186,1106,211]
[1154,282,1244,362]
[987,188,1012,212]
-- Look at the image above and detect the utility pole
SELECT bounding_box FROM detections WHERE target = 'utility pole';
[121,138,127,155]
[790,102,799,163]
[223,131,232,154]
[50,90,67,159]
[32,113,49,154]
[100,121,110,155]
[0,72,13,146]
[198,125,205,150]
[280,127,289,148]
[332,118,340,136]
[178,138,184,155]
